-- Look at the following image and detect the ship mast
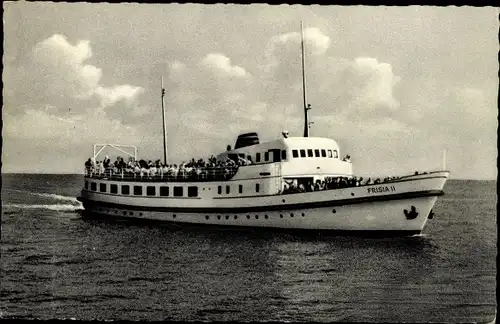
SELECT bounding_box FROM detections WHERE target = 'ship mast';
[301,21,311,137]
[161,77,168,165]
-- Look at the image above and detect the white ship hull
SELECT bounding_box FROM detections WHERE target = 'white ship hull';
[78,171,448,236]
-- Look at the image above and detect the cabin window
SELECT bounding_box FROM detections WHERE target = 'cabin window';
[173,186,183,197]
[134,186,142,196]
[256,153,261,163]
[328,150,333,158]
[147,186,156,196]
[218,186,222,194]
[239,185,243,194]
[264,152,269,162]
[160,186,169,196]
[314,149,320,157]
[292,150,299,158]
[300,149,306,158]
[226,185,230,194]
[100,183,106,192]
[321,149,327,157]
[281,150,286,161]
[110,184,118,194]
[333,150,338,158]
[247,155,252,162]
[84,181,89,189]
[121,185,130,195]
[256,183,260,193]
[90,182,97,191]
[187,186,198,197]
[307,149,314,157]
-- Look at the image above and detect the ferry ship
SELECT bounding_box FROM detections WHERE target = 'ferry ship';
[77,25,449,236]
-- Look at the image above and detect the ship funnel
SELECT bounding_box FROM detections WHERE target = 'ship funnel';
[234,132,259,149]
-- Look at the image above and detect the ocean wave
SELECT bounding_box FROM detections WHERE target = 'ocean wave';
[3,204,84,212]
[3,188,80,204]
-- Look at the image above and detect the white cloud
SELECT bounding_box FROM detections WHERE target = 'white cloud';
[276,27,331,56]
[200,53,248,77]
[26,34,144,117]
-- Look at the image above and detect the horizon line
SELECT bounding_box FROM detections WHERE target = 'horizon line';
[0,172,497,181]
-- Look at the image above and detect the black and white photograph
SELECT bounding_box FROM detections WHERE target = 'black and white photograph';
[1,2,497,322]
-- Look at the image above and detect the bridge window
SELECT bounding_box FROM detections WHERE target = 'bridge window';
[147,186,156,196]
[110,184,118,194]
[292,150,299,158]
[85,181,89,189]
[333,150,338,158]
[226,185,230,194]
[239,185,243,194]
[160,186,169,196]
[300,149,306,158]
[218,186,222,194]
[256,183,260,193]
[256,153,261,163]
[321,149,327,157]
[281,150,286,161]
[188,186,198,197]
[173,186,183,197]
[121,185,130,195]
[247,155,252,162]
[90,182,97,191]
[328,150,333,158]
[100,183,106,192]
[307,149,313,157]
[264,152,269,162]
[134,186,142,196]
[314,149,320,157]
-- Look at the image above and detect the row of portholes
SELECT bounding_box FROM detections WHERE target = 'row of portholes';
[206,212,307,220]
[97,208,145,217]
[96,208,338,218]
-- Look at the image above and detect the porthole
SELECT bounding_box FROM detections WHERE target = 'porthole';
[205,215,209,220]
[123,211,127,215]
[234,215,238,220]
[301,213,305,217]
[351,192,355,196]
[264,215,269,219]
[290,213,294,217]
[115,210,118,214]
[225,215,229,220]
[280,214,283,218]
[282,199,285,203]
[217,215,221,220]
[332,209,336,213]
[140,212,143,216]
[255,215,259,219]
[246,215,250,219]
[129,212,133,216]
[173,214,177,219]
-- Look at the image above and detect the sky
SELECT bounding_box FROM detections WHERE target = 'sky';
[2,3,498,179]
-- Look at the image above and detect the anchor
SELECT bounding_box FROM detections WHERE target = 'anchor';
[428,209,434,219]
[404,206,419,220]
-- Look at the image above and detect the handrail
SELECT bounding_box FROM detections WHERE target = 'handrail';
[83,166,239,182]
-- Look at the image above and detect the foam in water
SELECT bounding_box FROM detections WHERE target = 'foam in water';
[3,204,84,212]
[4,188,80,204]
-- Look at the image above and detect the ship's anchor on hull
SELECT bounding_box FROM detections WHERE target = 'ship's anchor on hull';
[404,206,419,220]
[428,209,434,219]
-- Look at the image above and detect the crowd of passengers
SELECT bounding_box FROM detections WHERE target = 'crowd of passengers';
[84,155,253,181]
[281,175,402,194]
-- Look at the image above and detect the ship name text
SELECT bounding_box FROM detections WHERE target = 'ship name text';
[367,185,396,194]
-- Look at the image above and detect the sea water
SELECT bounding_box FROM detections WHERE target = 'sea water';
[1,174,496,322]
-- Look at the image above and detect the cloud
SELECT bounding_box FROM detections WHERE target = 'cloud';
[276,27,331,56]
[200,53,248,78]
[7,34,145,120]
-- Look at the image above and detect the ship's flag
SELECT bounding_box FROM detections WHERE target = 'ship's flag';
[162,88,166,97]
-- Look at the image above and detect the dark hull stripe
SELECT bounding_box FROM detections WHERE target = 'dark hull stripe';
[79,189,443,213]
[80,212,421,237]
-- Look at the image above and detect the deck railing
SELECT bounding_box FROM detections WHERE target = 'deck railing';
[84,166,239,182]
